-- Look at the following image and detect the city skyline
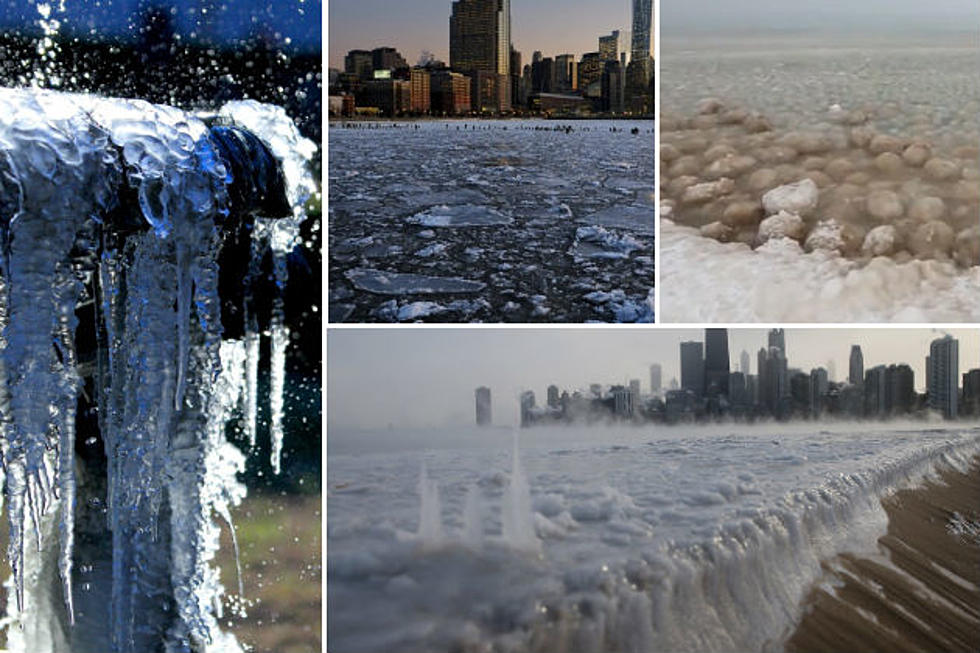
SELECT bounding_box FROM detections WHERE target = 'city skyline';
[329,0,634,69]
[328,329,980,429]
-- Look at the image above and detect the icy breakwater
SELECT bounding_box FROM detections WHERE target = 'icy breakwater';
[0,87,314,652]
[328,423,980,652]
[328,121,655,323]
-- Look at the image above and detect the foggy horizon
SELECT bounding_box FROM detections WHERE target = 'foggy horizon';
[328,329,980,430]
[662,0,977,35]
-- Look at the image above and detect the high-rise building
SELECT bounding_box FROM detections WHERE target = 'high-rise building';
[810,367,828,417]
[601,60,624,114]
[554,54,578,92]
[344,49,374,80]
[885,364,915,415]
[768,329,785,356]
[599,31,620,62]
[547,384,560,409]
[864,365,887,417]
[740,350,751,375]
[629,379,641,404]
[680,341,704,398]
[520,390,536,427]
[409,68,431,113]
[649,363,662,394]
[612,385,634,419]
[578,52,603,94]
[704,329,730,398]
[475,387,492,426]
[927,335,959,419]
[963,369,980,417]
[450,0,511,111]
[631,0,653,64]
[849,345,864,386]
[372,47,408,72]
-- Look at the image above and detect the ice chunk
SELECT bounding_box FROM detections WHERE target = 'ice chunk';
[346,268,486,295]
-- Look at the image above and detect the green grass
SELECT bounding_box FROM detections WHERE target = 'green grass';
[216,492,322,653]
[0,491,322,652]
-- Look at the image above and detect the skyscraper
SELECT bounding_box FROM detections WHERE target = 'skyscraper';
[449,0,511,111]
[475,387,492,426]
[599,31,620,62]
[927,335,959,419]
[704,329,730,398]
[680,341,704,398]
[768,329,785,356]
[630,0,653,64]
[849,345,864,386]
[740,350,751,375]
[649,363,662,394]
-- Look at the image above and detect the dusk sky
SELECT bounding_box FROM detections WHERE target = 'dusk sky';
[329,0,633,69]
[328,329,980,429]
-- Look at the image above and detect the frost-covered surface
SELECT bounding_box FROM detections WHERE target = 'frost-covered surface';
[328,422,980,653]
[661,220,980,322]
[0,88,311,652]
[659,36,979,322]
[328,121,654,323]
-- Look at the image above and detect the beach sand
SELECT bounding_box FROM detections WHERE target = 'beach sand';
[787,457,980,653]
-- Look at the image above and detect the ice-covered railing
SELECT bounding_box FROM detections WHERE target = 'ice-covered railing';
[0,87,315,653]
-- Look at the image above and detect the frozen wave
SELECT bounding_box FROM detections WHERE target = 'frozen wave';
[328,423,980,652]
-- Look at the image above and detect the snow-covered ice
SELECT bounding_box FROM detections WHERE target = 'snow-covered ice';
[328,421,980,652]
[329,120,654,322]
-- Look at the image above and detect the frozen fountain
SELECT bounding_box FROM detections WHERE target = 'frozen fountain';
[0,87,316,652]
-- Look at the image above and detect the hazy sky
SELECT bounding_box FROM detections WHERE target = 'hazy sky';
[328,328,980,429]
[328,0,633,69]
[662,0,977,34]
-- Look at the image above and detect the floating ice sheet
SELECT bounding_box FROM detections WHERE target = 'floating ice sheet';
[346,268,486,295]
[407,204,513,228]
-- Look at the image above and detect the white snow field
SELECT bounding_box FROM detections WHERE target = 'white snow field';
[327,422,980,653]
[329,120,654,323]
[659,35,978,322]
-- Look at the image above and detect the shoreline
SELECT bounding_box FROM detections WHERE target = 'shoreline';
[787,456,980,652]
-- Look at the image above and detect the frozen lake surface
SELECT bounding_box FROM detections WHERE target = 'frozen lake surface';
[328,120,654,323]
[327,421,980,652]
[659,36,979,322]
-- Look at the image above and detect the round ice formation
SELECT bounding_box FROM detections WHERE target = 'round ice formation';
[758,211,805,243]
[862,225,900,257]
[762,179,819,216]
[866,190,904,220]
[660,98,979,269]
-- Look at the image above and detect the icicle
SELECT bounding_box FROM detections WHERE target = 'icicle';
[269,323,288,475]
[244,331,260,448]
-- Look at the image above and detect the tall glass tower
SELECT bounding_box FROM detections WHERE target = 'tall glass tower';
[630,0,652,63]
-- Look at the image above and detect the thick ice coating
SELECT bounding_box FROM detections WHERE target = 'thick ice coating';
[0,87,314,653]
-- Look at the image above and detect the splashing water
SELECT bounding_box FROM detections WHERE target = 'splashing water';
[501,431,539,552]
[31,2,66,88]
[0,87,314,652]
[416,462,444,544]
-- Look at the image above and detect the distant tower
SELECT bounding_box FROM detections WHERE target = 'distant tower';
[740,350,751,375]
[849,345,864,386]
[928,335,959,419]
[475,387,492,426]
[449,0,511,111]
[519,390,536,427]
[599,31,620,62]
[547,384,560,408]
[680,341,704,398]
[630,0,653,63]
[768,329,786,356]
[649,363,662,394]
[704,328,730,398]
[629,379,641,404]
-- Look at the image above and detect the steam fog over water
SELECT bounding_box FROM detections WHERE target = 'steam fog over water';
[327,422,980,652]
